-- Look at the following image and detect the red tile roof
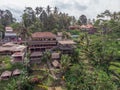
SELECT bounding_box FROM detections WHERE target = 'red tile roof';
[5,27,13,32]
[32,32,56,38]
[86,24,93,28]
[69,25,80,30]
[80,24,94,29]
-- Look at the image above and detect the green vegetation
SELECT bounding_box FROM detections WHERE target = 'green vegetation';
[0,6,120,90]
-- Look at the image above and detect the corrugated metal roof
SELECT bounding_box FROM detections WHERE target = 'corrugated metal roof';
[5,33,17,36]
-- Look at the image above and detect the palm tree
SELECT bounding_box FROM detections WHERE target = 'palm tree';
[102,10,111,19]
[46,5,51,15]
[54,6,58,14]
[60,55,71,73]
[79,15,87,25]
[35,7,43,17]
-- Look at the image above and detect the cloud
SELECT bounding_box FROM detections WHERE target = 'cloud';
[0,0,120,21]
[54,0,88,11]
[7,7,23,21]
[73,1,88,11]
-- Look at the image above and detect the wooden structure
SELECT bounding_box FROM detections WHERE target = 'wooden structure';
[58,40,76,54]
[4,27,18,42]
[56,32,63,41]
[51,52,60,60]
[52,60,61,68]
[69,25,80,30]
[11,52,25,63]
[28,32,57,52]
[0,42,26,55]
[30,52,43,64]
[80,24,97,34]
[12,69,21,76]
[0,71,12,80]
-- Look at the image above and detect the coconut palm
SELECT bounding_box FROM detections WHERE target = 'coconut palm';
[60,55,71,73]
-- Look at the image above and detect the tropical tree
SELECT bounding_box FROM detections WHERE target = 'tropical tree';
[54,6,58,14]
[46,5,51,15]
[65,64,117,90]
[22,7,36,28]
[79,15,87,25]
[35,7,43,17]
[0,9,14,27]
[60,55,71,73]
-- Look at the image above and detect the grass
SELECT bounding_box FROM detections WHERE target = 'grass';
[110,62,120,67]
[109,64,120,74]
[0,77,19,90]
[110,61,120,74]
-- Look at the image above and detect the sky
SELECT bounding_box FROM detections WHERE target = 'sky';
[0,0,120,21]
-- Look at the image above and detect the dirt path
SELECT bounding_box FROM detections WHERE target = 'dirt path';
[47,60,57,79]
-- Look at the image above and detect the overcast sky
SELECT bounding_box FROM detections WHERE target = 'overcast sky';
[0,0,120,21]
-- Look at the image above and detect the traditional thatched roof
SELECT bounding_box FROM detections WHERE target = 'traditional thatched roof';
[32,32,56,38]
[52,60,60,68]
[51,53,60,59]
[0,42,26,52]
[12,69,21,76]
[58,40,76,45]
[2,42,16,47]
[1,71,12,78]
[30,52,43,57]
[12,52,25,57]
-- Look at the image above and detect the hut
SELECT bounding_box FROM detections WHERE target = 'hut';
[12,69,21,76]
[52,60,60,68]
[51,52,60,60]
[11,52,25,63]
[58,40,76,54]
[0,42,26,55]
[30,52,43,64]
[0,71,12,80]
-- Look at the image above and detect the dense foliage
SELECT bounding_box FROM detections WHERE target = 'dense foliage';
[0,6,120,90]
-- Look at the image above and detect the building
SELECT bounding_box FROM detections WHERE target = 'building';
[0,71,12,80]
[68,25,80,30]
[0,42,27,63]
[80,24,97,34]
[12,69,21,76]
[0,42,26,55]
[29,52,43,64]
[56,32,63,41]
[52,60,61,68]
[51,52,60,60]
[28,32,57,52]
[57,40,76,54]
[28,32,57,64]
[11,52,25,63]
[4,27,18,42]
